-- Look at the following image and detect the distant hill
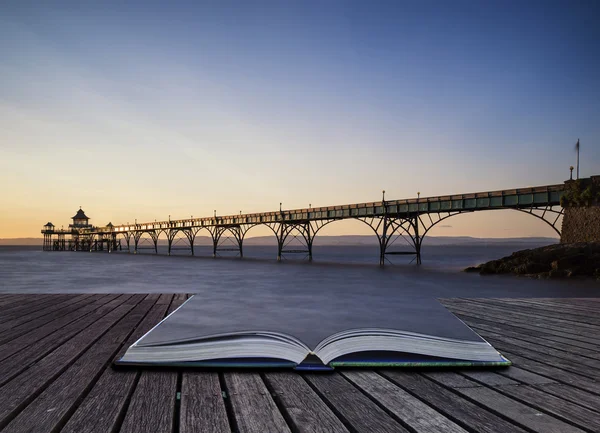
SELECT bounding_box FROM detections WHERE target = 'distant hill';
[0,235,559,247]
[0,238,42,246]
[245,235,559,246]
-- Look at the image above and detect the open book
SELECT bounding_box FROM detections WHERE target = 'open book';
[116,295,510,370]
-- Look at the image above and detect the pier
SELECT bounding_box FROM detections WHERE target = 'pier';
[0,294,598,432]
[41,179,575,265]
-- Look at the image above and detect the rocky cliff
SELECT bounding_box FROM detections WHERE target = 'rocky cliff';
[465,243,600,280]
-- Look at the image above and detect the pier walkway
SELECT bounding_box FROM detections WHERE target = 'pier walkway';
[41,178,580,264]
[0,294,599,432]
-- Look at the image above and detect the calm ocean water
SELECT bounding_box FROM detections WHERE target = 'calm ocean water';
[1,244,597,297]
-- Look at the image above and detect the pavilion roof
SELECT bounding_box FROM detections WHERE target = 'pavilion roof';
[72,208,89,220]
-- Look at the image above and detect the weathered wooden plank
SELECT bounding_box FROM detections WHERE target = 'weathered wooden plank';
[180,373,230,433]
[264,372,349,433]
[0,294,98,344]
[462,316,600,356]
[1,295,599,433]
[532,383,600,414]
[457,311,600,352]
[490,383,600,431]
[495,366,556,386]
[463,298,600,327]
[421,371,483,388]
[481,335,600,380]
[381,371,529,433]
[305,373,408,433]
[0,294,115,360]
[0,294,126,386]
[2,294,77,314]
[461,370,520,387]
[224,373,291,433]
[426,374,585,433]
[490,297,600,313]
[118,294,181,433]
[119,370,178,433]
[427,371,518,388]
[61,295,181,433]
[485,298,600,318]
[0,295,30,308]
[169,293,188,312]
[496,351,600,395]
[472,327,600,368]
[0,294,72,323]
[0,293,93,335]
[1,295,160,433]
[342,371,467,433]
[0,294,53,311]
[459,370,519,387]
[445,303,600,345]
[445,299,600,336]
[0,294,145,429]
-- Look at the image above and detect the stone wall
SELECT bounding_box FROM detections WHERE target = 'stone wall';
[561,176,600,243]
[561,206,600,243]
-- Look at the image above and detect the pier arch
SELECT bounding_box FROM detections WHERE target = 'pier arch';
[416,207,562,244]
[235,224,276,260]
[117,232,132,253]
[166,229,193,256]
[133,231,158,254]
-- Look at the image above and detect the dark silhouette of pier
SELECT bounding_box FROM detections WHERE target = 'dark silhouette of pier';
[42,180,571,265]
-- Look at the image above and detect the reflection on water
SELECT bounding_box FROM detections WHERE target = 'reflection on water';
[0,245,597,297]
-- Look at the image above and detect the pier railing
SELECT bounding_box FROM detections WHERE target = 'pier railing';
[41,181,569,265]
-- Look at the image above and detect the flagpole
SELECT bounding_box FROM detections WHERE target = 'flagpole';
[576,138,580,179]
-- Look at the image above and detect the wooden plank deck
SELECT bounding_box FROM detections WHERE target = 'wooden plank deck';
[0,295,599,433]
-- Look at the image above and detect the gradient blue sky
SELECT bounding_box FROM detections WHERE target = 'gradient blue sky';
[1,0,599,238]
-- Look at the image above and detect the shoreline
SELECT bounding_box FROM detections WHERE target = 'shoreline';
[465,243,600,281]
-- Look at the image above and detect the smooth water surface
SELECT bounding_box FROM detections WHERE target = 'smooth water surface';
[1,245,597,298]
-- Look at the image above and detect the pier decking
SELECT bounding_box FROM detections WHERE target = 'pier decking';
[0,294,599,432]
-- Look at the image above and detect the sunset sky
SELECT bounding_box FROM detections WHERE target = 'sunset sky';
[1,1,599,239]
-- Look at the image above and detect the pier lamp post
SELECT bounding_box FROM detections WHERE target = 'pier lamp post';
[280,202,282,212]
[309,203,311,209]
[382,190,386,202]
[570,166,574,180]
[417,192,420,200]
[214,210,216,218]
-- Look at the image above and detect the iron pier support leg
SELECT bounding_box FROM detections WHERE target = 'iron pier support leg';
[379,215,388,267]
[277,223,283,262]
[414,216,422,265]
[306,223,313,262]
[188,235,195,257]
[212,231,219,258]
